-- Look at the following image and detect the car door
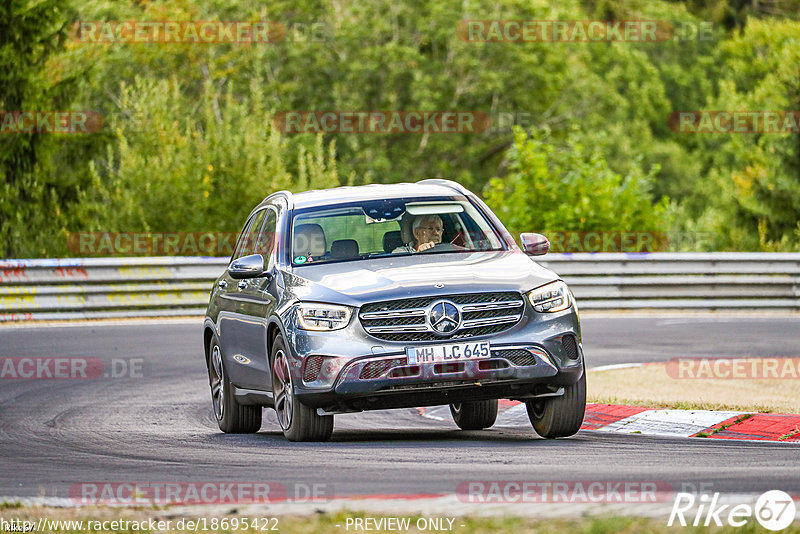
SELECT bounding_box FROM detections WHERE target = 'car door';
[216,209,266,379]
[225,206,279,390]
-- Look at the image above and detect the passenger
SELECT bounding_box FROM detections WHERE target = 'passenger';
[393,214,444,253]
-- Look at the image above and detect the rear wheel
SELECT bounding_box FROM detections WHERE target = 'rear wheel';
[526,367,586,439]
[271,334,333,442]
[450,400,498,430]
[207,337,262,433]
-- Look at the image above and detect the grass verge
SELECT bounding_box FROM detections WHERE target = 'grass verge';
[587,363,800,413]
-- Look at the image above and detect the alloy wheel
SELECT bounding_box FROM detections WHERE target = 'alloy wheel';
[210,345,225,421]
[273,350,293,431]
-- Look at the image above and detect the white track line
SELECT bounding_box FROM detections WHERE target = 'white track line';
[589,363,644,372]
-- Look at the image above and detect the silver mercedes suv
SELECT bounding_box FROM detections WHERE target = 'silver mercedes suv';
[203,179,585,441]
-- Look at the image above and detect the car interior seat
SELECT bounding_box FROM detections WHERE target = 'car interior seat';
[400,214,415,245]
[330,239,360,259]
[293,223,327,258]
[382,231,404,252]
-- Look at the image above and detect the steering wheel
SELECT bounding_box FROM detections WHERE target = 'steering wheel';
[419,242,456,253]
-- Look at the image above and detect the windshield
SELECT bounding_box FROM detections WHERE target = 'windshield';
[290,196,505,265]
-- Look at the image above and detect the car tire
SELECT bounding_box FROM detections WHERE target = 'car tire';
[525,368,586,439]
[207,336,262,434]
[271,334,333,442]
[449,400,498,430]
[526,365,586,439]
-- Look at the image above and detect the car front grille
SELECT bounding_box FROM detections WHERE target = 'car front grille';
[303,355,324,382]
[355,348,538,381]
[359,357,407,379]
[359,291,524,342]
[562,334,579,360]
[491,348,538,366]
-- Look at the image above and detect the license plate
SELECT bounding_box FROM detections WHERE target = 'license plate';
[406,341,491,365]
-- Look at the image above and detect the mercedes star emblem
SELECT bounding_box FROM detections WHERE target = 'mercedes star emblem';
[429,300,460,334]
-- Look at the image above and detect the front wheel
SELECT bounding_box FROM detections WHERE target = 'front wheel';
[208,337,262,433]
[526,367,586,439]
[271,334,333,442]
[450,400,498,430]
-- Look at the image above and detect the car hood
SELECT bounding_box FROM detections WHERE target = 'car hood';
[282,251,559,306]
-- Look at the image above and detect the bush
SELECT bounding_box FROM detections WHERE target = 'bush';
[484,128,669,244]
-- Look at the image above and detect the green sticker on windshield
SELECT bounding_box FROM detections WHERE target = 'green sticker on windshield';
[294,255,307,264]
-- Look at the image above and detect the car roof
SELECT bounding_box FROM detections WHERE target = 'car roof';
[269,180,471,210]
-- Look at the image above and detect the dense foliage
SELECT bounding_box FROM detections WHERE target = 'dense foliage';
[2,0,799,257]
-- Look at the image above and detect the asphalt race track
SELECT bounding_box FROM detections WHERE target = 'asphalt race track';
[1,314,798,503]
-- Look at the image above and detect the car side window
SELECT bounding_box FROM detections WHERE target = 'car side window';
[254,208,278,266]
[232,209,266,261]
[231,215,255,262]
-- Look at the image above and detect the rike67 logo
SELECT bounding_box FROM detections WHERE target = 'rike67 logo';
[669,490,796,531]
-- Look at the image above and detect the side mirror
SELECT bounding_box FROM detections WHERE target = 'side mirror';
[228,253,265,279]
[520,233,550,256]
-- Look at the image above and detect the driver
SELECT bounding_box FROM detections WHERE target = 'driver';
[393,214,444,253]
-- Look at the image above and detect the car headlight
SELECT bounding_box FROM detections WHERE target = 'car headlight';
[527,281,571,312]
[296,303,353,331]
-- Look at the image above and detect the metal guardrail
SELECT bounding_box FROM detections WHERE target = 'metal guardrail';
[0,253,798,321]
[536,253,800,309]
[0,257,226,321]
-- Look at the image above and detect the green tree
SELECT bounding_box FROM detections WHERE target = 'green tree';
[77,75,338,237]
[683,18,800,249]
[484,128,669,239]
[7,0,800,256]
[0,0,77,257]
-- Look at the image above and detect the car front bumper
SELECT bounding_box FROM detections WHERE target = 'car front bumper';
[284,304,584,412]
